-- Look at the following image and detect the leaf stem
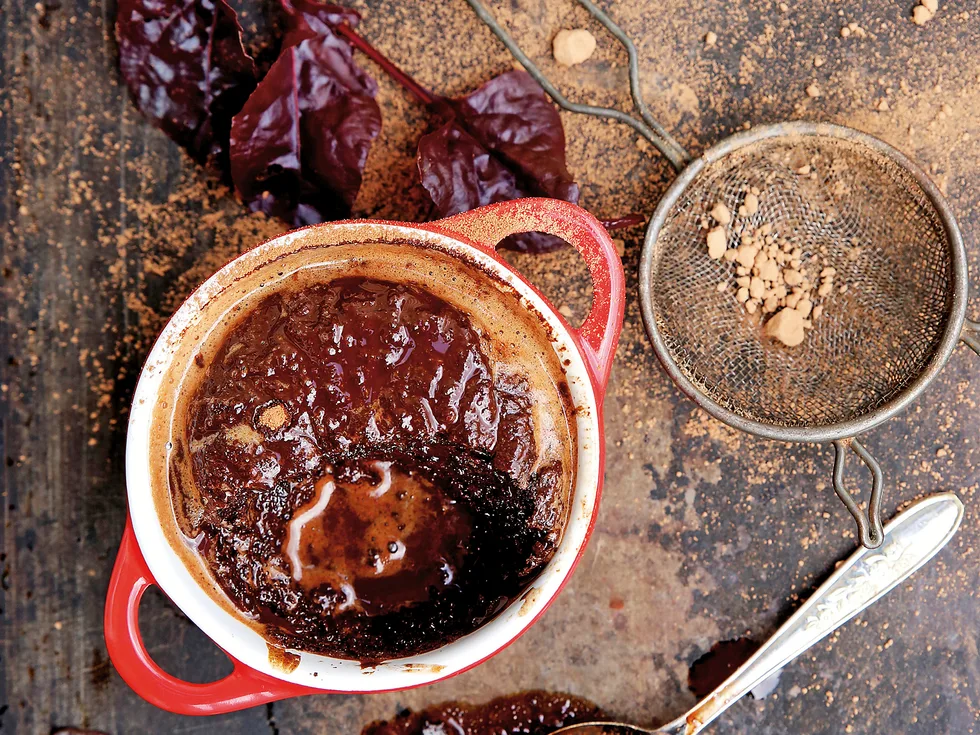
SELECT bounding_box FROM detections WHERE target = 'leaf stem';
[600,213,646,231]
[336,25,437,106]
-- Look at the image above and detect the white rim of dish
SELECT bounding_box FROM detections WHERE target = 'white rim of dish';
[125,223,603,691]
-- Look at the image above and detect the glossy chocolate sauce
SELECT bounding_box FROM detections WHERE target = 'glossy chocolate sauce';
[362,691,605,735]
[173,277,570,660]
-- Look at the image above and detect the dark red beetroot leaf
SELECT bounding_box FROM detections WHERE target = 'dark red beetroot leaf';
[451,71,578,204]
[280,0,361,35]
[338,28,643,247]
[229,15,381,226]
[418,71,580,253]
[116,0,257,166]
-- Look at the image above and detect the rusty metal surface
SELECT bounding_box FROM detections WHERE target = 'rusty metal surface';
[1,1,978,733]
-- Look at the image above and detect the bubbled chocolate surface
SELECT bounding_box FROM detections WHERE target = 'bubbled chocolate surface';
[175,278,569,660]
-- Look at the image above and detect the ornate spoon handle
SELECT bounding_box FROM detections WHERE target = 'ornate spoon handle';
[677,493,963,735]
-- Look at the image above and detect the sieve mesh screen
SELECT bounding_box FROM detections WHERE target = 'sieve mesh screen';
[647,135,954,429]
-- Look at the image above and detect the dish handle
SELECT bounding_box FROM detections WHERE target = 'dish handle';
[104,515,317,715]
[429,198,626,391]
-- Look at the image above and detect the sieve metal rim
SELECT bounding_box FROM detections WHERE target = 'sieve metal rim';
[638,121,969,444]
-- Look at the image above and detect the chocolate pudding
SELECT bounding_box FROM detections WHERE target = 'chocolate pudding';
[165,268,576,661]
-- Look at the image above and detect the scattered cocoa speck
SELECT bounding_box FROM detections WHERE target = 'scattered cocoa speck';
[257,402,289,432]
[912,2,938,25]
[764,308,806,347]
[710,202,732,225]
[552,29,597,66]
[706,227,727,259]
[702,179,851,346]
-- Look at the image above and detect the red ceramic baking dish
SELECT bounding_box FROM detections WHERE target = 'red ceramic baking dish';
[105,198,625,714]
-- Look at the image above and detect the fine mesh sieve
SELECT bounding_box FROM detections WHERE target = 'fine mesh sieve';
[651,133,953,430]
[466,0,979,547]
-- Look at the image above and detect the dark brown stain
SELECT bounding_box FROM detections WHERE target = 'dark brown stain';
[687,637,760,699]
[89,647,111,691]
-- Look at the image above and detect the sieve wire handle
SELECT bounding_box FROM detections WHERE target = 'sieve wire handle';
[463,0,692,171]
[832,439,885,549]
[963,318,980,355]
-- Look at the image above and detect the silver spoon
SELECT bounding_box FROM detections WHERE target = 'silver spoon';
[554,492,963,735]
